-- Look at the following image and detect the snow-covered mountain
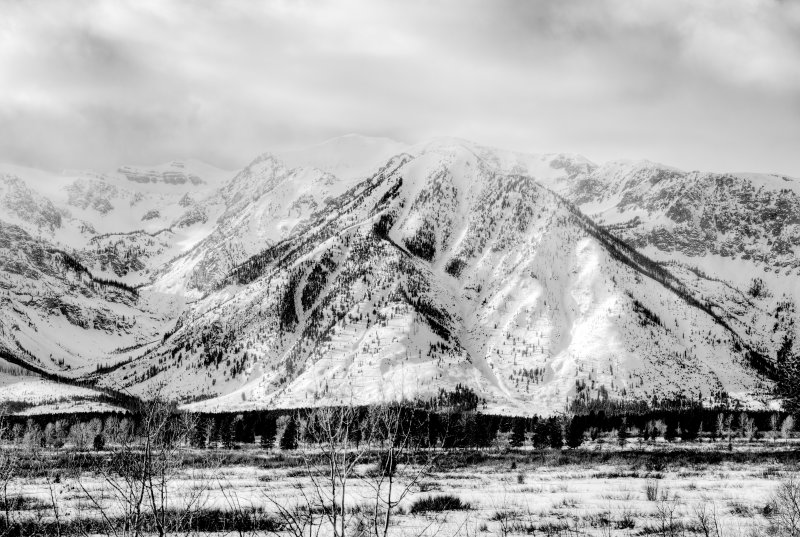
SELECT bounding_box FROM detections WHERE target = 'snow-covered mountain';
[0,137,796,414]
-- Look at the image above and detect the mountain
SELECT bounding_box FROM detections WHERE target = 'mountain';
[0,137,796,415]
[277,134,408,180]
[539,160,800,384]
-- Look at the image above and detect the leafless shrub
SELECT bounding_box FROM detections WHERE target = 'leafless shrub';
[76,392,211,537]
[489,509,521,537]
[266,401,442,537]
[654,493,684,537]
[741,415,757,442]
[767,477,800,537]
[645,479,661,501]
[0,406,16,533]
[693,502,723,537]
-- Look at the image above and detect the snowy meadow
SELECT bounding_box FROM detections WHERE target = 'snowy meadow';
[2,401,799,537]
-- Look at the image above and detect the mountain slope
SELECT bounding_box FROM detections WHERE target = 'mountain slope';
[538,160,800,377]
[107,142,774,414]
[0,137,794,414]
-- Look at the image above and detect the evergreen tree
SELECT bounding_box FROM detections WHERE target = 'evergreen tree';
[664,417,678,443]
[239,416,255,444]
[617,418,628,447]
[462,412,478,448]
[509,417,526,448]
[348,414,363,449]
[93,433,105,451]
[191,418,207,448]
[441,412,465,449]
[777,333,800,412]
[219,417,235,449]
[427,412,440,448]
[260,414,278,449]
[681,412,701,442]
[566,417,584,448]
[280,416,299,450]
[303,412,319,444]
[532,420,549,449]
[642,421,653,442]
[547,417,563,449]
[474,414,499,448]
[498,417,513,434]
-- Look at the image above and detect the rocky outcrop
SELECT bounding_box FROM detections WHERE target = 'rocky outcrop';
[118,162,204,186]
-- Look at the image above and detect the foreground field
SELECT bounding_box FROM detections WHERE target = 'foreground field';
[4,444,799,536]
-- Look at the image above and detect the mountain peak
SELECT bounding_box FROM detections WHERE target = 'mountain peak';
[277,135,407,180]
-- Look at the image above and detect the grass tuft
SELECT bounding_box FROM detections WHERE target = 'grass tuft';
[409,494,471,514]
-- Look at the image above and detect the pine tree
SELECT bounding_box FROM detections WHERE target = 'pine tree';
[617,418,628,447]
[93,433,105,451]
[218,417,235,449]
[566,417,584,449]
[280,416,299,450]
[260,415,278,449]
[681,412,701,442]
[547,417,563,449]
[777,334,800,412]
[474,414,499,448]
[191,418,207,448]
[462,412,478,448]
[664,417,678,443]
[532,420,550,449]
[509,417,526,448]
[441,412,465,449]
[238,416,255,444]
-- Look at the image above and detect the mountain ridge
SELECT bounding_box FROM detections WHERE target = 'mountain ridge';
[0,136,796,415]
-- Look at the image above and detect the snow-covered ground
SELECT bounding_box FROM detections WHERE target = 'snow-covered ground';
[5,443,791,536]
[0,374,124,414]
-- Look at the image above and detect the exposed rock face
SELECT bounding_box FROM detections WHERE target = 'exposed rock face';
[118,162,204,186]
[173,205,208,228]
[553,163,800,274]
[0,175,63,232]
[141,209,160,221]
[66,179,117,214]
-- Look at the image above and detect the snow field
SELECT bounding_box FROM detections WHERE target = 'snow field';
[5,445,789,536]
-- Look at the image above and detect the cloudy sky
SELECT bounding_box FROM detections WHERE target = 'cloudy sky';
[1,0,799,175]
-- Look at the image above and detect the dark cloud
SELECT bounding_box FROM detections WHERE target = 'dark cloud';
[0,0,798,175]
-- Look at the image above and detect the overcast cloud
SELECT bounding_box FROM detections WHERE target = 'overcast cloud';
[1,0,799,175]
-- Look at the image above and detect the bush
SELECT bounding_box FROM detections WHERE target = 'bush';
[409,494,471,514]
[645,479,660,501]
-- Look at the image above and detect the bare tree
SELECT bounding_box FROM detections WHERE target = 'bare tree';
[714,413,725,442]
[298,404,368,537]
[77,393,209,537]
[741,414,757,442]
[654,492,683,537]
[362,404,439,537]
[782,416,795,444]
[693,502,722,537]
[724,414,734,449]
[771,413,781,443]
[0,405,16,534]
[271,402,442,537]
[769,477,800,537]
